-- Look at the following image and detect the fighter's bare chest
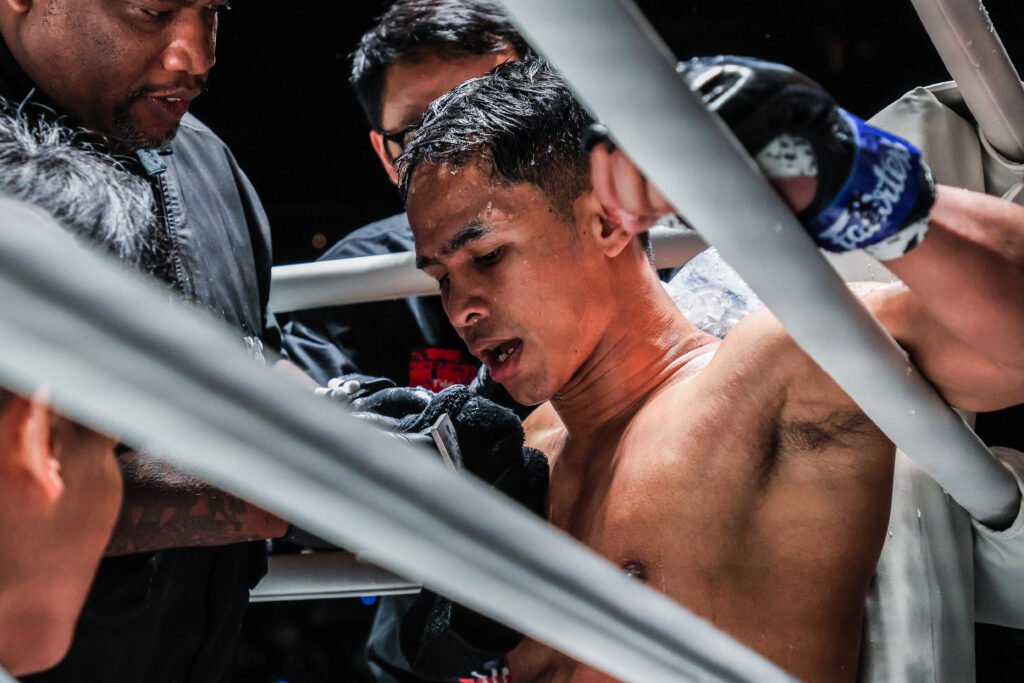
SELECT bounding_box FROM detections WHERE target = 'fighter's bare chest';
[511,423,756,682]
[540,415,767,586]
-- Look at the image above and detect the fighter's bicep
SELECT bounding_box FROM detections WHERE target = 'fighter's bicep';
[863,284,1024,412]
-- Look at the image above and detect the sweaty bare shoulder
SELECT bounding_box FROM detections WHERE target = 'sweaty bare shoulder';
[698,309,889,471]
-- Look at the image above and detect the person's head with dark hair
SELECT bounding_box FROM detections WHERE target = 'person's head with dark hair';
[403,60,659,407]
[351,0,529,184]
[0,0,225,153]
[398,59,591,221]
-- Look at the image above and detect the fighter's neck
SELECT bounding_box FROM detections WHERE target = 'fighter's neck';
[550,286,715,435]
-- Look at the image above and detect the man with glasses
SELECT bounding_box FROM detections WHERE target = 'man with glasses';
[283,0,526,393]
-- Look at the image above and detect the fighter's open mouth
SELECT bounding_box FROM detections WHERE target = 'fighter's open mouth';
[486,338,521,367]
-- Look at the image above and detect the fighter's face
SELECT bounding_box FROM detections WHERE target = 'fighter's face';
[11,0,225,150]
[372,48,518,183]
[409,162,610,405]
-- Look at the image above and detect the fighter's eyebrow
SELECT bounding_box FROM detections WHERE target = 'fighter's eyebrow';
[415,222,494,270]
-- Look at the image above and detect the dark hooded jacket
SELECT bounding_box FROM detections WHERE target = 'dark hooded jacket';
[0,37,278,683]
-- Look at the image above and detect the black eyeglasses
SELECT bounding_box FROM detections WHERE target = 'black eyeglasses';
[377,123,417,162]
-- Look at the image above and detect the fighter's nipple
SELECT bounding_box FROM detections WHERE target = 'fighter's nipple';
[622,560,648,583]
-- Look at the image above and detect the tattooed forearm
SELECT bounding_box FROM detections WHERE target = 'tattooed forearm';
[105,450,287,556]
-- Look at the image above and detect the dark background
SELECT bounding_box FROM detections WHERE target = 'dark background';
[186,2,1024,681]
[192,0,1024,267]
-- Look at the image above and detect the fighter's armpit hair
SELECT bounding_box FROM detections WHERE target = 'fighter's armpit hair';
[0,99,156,264]
[779,412,882,454]
[397,59,592,221]
[756,411,883,487]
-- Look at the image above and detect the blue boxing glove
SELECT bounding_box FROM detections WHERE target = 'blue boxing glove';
[678,55,935,260]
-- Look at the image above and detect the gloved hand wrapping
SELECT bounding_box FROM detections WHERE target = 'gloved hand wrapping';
[285,376,435,549]
[347,381,548,679]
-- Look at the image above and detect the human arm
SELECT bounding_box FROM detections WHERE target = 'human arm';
[105,450,287,556]
[881,186,1024,373]
[104,358,317,556]
[593,171,1024,413]
[590,56,1024,411]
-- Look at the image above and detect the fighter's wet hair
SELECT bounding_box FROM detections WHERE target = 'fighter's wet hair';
[0,99,155,264]
[397,59,592,221]
[350,0,531,131]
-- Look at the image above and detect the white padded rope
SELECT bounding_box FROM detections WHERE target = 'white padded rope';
[269,227,705,313]
[909,0,1024,162]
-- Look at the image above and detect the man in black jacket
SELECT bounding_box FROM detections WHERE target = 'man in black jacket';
[0,1,287,681]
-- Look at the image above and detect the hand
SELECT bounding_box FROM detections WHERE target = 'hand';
[589,134,674,235]
[356,384,548,678]
[589,56,936,260]
[316,372,404,403]
[285,377,436,549]
[682,55,935,259]
[586,109,809,235]
[316,378,549,674]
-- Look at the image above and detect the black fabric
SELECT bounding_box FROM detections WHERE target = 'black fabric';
[0,36,278,683]
[283,213,472,387]
[397,386,546,511]
[468,364,533,421]
[358,385,547,681]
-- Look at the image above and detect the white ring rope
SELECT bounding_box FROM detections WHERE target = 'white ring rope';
[251,552,418,602]
[909,0,1024,162]
[494,0,1020,527]
[0,198,791,682]
[269,227,706,313]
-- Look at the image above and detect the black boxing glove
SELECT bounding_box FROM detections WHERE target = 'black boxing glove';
[390,385,548,679]
[332,380,547,677]
[678,55,935,260]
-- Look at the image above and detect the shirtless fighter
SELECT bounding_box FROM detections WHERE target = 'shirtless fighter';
[396,58,1024,681]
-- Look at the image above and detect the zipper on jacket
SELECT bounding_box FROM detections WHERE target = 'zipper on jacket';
[136,148,194,300]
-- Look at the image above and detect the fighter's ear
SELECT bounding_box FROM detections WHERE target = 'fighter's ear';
[588,193,635,259]
[370,130,400,186]
[0,391,64,506]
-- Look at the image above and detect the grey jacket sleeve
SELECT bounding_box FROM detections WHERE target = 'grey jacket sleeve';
[973,447,1024,627]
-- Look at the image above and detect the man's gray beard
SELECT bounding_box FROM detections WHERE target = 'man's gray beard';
[112,101,180,151]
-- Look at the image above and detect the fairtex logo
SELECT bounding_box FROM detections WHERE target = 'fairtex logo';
[868,141,913,225]
[459,667,511,683]
[818,139,914,252]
